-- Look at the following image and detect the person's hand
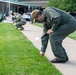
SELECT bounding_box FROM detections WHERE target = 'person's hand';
[47,29,53,34]
[40,51,44,57]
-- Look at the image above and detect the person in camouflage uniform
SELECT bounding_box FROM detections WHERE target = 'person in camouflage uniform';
[12,13,26,30]
[32,7,76,63]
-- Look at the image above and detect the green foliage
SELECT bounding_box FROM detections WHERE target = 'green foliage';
[48,0,76,11]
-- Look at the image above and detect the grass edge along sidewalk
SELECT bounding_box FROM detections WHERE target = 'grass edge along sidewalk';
[0,22,62,75]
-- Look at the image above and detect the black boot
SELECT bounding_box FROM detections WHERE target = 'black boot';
[20,27,24,30]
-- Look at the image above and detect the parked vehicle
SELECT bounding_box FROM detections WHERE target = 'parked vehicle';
[22,13,31,21]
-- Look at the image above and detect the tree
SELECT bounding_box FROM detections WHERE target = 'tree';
[47,0,76,11]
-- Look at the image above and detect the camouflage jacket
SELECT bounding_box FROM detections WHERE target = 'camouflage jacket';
[14,13,26,23]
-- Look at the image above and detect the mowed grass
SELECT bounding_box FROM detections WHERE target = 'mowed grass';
[0,22,62,75]
[68,31,76,39]
[34,23,43,28]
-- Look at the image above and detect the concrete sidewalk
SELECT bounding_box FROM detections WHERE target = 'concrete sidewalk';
[21,22,76,75]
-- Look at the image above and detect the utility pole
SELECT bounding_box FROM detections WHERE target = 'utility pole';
[9,0,10,13]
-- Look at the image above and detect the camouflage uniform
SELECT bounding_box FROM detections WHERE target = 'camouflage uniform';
[14,13,26,30]
[41,7,76,61]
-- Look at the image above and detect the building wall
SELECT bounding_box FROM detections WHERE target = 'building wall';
[18,0,48,8]
[0,2,8,15]
[0,0,48,15]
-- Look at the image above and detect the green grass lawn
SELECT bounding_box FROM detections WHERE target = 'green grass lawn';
[34,23,43,28]
[68,31,76,39]
[0,22,62,75]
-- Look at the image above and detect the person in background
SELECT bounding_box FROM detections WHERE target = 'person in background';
[12,13,26,30]
[31,7,76,63]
